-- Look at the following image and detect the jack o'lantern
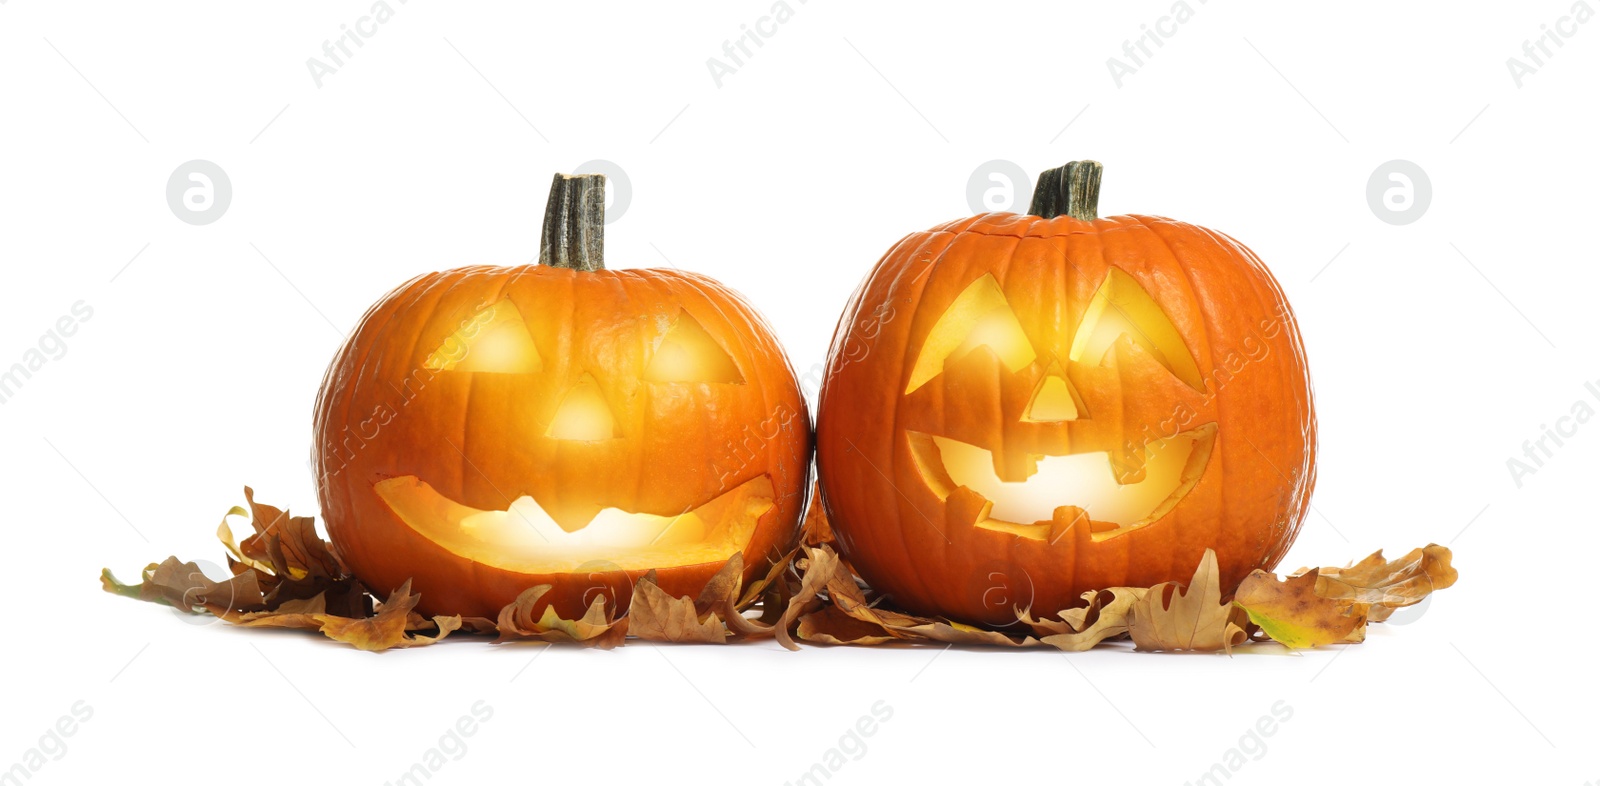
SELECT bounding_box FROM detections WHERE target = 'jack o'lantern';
[815,161,1315,626]
[313,174,812,619]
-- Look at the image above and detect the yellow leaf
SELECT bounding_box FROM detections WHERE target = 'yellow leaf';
[1234,569,1366,649]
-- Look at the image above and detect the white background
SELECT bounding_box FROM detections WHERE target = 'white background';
[2,1,1595,783]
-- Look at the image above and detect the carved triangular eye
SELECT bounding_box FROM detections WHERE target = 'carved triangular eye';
[906,274,1036,394]
[424,299,542,374]
[1068,269,1205,392]
[644,310,744,384]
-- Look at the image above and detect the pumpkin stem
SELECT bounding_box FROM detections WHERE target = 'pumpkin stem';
[1027,160,1102,221]
[540,173,606,271]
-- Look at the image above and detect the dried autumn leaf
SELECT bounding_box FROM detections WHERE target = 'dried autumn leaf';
[884,619,1038,647]
[535,600,624,645]
[312,581,420,651]
[800,482,834,547]
[458,617,500,635]
[797,551,1036,647]
[1021,588,1147,652]
[1310,544,1457,621]
[796,605,896,645]
[235,580,461,651]
[736,548,795,611]
[102,485,1461,654]
[216,491,371,618]
[629,573,728,644]
[400,615,463,646]
[494,585,627,649]
[709,559,788,639]
[774,546,843,651]
[230,592,331,631]
[238,487,344,580]
[101,557,267,615]
[1129,549,1249,653]
[755,577,791,627]
[217,506,275,576]
[818,558,924,630]
[694,555,745,618]
[1233,570,1366,649]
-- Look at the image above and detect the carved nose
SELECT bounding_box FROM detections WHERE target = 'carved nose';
[546,373,615,440]
[1023,363,1085,422]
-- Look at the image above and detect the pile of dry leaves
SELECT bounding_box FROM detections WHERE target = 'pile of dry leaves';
[102,487,1457,653]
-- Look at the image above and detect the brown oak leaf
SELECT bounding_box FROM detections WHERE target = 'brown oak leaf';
[800,482,834,547]
[628,572,728,644]
[796,605,897,645]
[774,546,843,650]
[1021,587,1147,652]
[494,585,627,649]
[793,548,1036,647]
[237,487,344,580]
[883,619,1037,647]
[235,580,461,650]
[1308,544,1457,621]
[1129,549,1249,653]
[101,557,267,615]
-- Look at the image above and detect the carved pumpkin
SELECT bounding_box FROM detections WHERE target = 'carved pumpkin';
[313,174,812,619]
[816,161,1315,626]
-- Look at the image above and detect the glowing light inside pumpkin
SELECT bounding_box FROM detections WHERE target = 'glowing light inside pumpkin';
[545,374,616,441]
[908,424,1216,541]
[1068,268,1205,392]
[373,474,775,573]
[1023,365,1085,422]
[424,299,543,374]
[897,267,1222,541]
[905,274,1035,393]
[644,310,744,384]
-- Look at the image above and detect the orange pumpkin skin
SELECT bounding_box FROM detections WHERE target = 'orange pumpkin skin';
[816,172,1315,626]
[313,262,811,620]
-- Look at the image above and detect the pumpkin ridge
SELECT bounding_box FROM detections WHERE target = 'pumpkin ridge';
[889,230,960,610]
[1130,215,1222,582]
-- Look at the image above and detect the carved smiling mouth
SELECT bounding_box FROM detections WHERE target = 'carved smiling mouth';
[373,475,775,573]
[907,424,1216,542]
